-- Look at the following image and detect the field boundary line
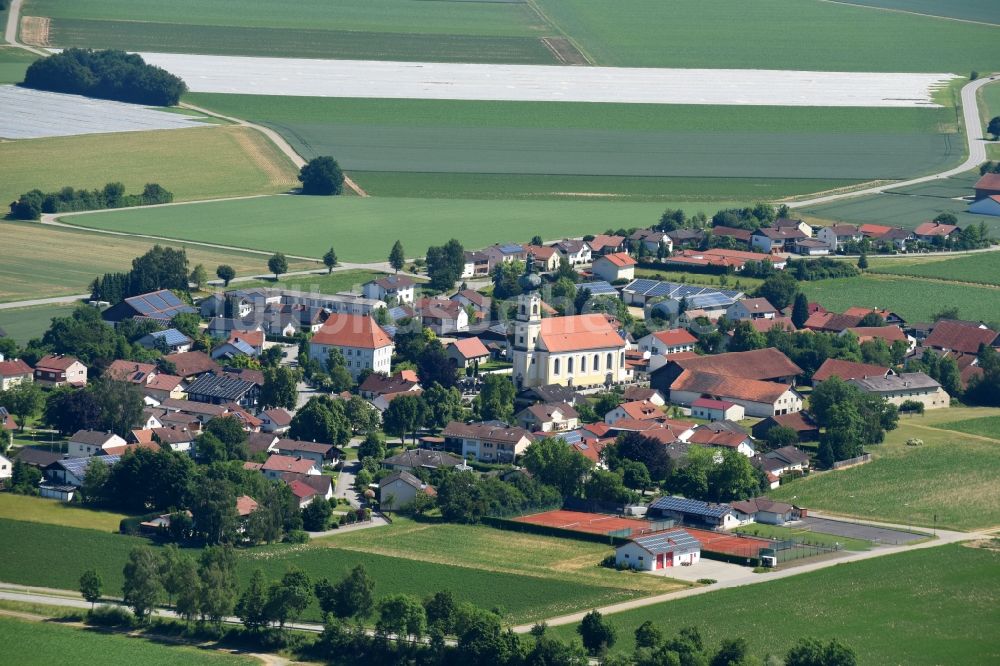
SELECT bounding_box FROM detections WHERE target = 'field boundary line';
[524,0,595,65]
[815,0,1000,28]
[906,422,1000,444]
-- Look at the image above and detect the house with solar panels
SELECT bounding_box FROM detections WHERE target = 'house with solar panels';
[615,529,701,570]
[648,495,743,530]
[623,279,743,317]
[101,289,197,326]
[137,328,193,354]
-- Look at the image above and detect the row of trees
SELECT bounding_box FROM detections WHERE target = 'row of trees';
[11,182,172,220]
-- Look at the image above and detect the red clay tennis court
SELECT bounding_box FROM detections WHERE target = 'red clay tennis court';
[514,509,772,558]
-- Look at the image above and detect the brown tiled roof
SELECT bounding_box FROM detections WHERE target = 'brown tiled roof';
[846,325,907,343]
[152,426,195,444]
[442,421,532,445]
[228,330,264,348]
[106,360,157,383]
[145,374,183,392]
[688,428,750,449]
[859,223,892,237]
[522,402,579,422]
[711,226,752,242]
[261,454,316,474]
[35,354,82,371]
[359,372,419,396]
[539,314,625,353]
[617,400,663,421]
[262,408,292,426]
[311,314,392,349]
[623,387,662,402]
[165,351,220,378]
[276,439,335,456]
[236,495,259,517]
[813,358,890,382]
[673,370,792,404]
[914,221,958,236]
[671,348,802,381]
[587,234,625,252]
[453,289,490,309]
[748,317,796,333]
[0,359,32,378]
[450,337,490,360]
[373,274,415,290]
[247,432,279,455]
[925,320,997,355]
[975,173,1000,190]
[523,244,558,260]
[736,298,777,314]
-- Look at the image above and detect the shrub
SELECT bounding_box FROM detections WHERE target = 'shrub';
[284,529,310,544]
[10,182,172,220]
[23,49,187,105]
[696,578,717,584]
[87,605,135,627]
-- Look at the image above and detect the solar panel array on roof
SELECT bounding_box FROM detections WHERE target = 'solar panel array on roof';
[624,280,743,306]
[578,281,617,296]
[151,328,192,346]
[649,495,732,518]
[500,243,523,254]
[56,455,121,477]
[554,430,584,446]
[125,290,195,321]
[633,529,701,554]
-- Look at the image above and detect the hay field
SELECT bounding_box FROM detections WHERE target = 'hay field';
[0,126,298,205]
[0,222,318,302]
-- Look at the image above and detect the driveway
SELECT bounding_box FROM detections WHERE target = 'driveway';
[797,517,926,545]
[651,558,748,584]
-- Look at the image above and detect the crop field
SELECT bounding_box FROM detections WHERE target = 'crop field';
[0,126,298,205]
[770,408,1000,530]
[832,0,1000,24]
[937,415,1000,440]
[0,222,318,303]
[982,80,1000,125]
[189,94,956,200]
[26,0,559,64]
[533,0,1000,72]
[550,545,1000,665]
[0,494,130,532]
[0,304,79,345]
[0,47,37,84]
[0,518,644,624]
[63,195,695,262]
[798,274,1000,323]
[1,617,258,665]
[869,251,1000,286]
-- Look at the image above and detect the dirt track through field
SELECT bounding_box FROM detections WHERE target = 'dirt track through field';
[228,126,294,188]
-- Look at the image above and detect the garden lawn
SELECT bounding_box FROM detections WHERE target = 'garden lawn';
[770,407,1000,530]
[0,304,78,345]
[189,94,957,198]
[936,415,1000,440]
[0,126,298,205]
[0,222,318,303]
[0,616,258,666]
[0,519,646,625]
[62,195,695,262]
[534,0,999,71]
[0,494,131,532]
[869,251,1000,286]
[549,545,1000,665]
[797,274,1000,323]
[323,517,687,595]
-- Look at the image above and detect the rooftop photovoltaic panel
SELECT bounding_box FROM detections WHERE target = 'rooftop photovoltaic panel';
[152,329,191,346]
[624,279,659,294]
[649,495,732,518]
[634,529,701,554]
[578,281,617,296]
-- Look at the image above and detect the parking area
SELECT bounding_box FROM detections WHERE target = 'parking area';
[798,517,926,545]
[652,558,747,584]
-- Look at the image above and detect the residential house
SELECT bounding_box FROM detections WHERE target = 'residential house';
[451,290,491,318]
[710,226,752,247]
[381,448,465,473]
[44,455,119,488]
[751,227,806,254]
[914,221,960,241]
[687,425,755,456]
[516,383,583,409]
[636,329,698,358]
[690,397,745,422]
[842,307,905,326]
[380,471,435,511]
[1,407,15,448]
[665,228,706,248]
[33,354,87,388]
[843,325,910,350]
[731,498,797,525]
[279,472,334,506]
[68,430,127,457]
[754,445,811,478]
[185,373,259,409]
[879,227,916,250]
[205,317,262,340]
[211,331,264,362]
[551,239,591,266]
[648,495,741,530]
[522,245,561,272]
[622,387,666,406]
[592,253,637,283]
[0,359,33,391]
[414,298,469,335]
[164,351,220,380]
[152,426,196,453]
[461,251,491,278]
[101,289,196,325]
[359,371,420,400]
[441,421,534,463]
[605,400,663,425]
[309,313,394,380]
[849,372,950,410]
[725,298,777,322]
[274,439,340,467]
[794,238,830,256]
[587,234,627,256]
[363,274,416,304]
[137,328,193,353]
[259,408,292,434]
[512,293,631,389]
[0,452,12,481]
[483,243,527,268]
[664,248,786,272]
[516,402,580,433]
[447,337,491,368]
[629,229,673,255]
[160,398,229,423]
[816,224,862,251]
[248,432,280,456]
[773,218,812,236]
[12,446,63,471]
[615,530,701,570]
[261,454,320,480]
[106,360,186,403]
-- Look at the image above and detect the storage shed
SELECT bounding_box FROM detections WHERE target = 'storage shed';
[615,529,701,570]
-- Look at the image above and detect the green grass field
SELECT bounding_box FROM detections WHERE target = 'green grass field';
[798,273,1000,322]
[0,304,79,345]
[61,195,704,262]
[770,408,1000,530]
[802,193,993,233]
[733,523,872,551]
[982,80,1000,126]
[233,269,400,296]
[189,94,956,199]
[534,0,999,71]
[0,494,131,532]
[834,0,1000,24]
[869,251,1000,286]
[0,126,298,206]
[0,518,644,624]
[0,616,258,665]
[0,222,318,303]
[0,46,38,84]
[633,267,764,292]
[937,415,1000,440]
[550,545,1000,664]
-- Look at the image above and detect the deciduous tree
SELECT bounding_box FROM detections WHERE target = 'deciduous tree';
[216,265,236,286]
[298,156,344,195]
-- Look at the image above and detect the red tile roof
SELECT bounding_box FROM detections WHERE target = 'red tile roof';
[0,359,33,377]
[668,348,802,381]
[688,428,749,449]
[312,313,392,349]
[813,358,890,382]
[974,173,1000,191]
[35,354,82,371]
[914,221,958,237]
[164,351,220,377]
[846,325,907,344]
[673,370,792,404]
[925,320,997,355]
[652,329,698,347]
[263,408,292,426]
[691,397,736,410]
[599,252,637,267]
[228,330,264,348]
[748,316,796,333]
[236,495,259,517]
[262,454,316,474]
[538,314,625,353]
[450,337,490,360]
[617,400,663,421]
[106,360,157,383]
[588,234,625,252]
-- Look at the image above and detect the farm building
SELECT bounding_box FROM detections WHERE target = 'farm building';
[973,173,1000,200]
[813,358,893,384]
[849,372,950,410]
[752,412,820,442]
[615,529,701,571]
[969,195,1000,217]
[102,289,197,325]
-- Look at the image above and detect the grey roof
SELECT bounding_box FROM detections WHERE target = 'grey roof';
[763,446,811,467]
[623,279,742,308]
[218,339,256,357]
[69,430,119,446]
[146,328,193,346]
[381,470,424,490]
[849,372,940,393]
[50,455,120,478]
[382,448,463,469]
[630,529,701,555]
[13,447,64,467]
[649,495,732,519]
[577,281,618,296]
[185,373,257,401]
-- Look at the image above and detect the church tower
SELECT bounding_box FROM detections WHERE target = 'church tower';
[513,256,542,388]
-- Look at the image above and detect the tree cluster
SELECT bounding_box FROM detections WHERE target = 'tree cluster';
[711,203,779,231]
[435,470,561,523]
[43,377,145,437]
[23,48,187,105]
[90,245,190,303]
[11,182,172,220]
[811,377,898,466]
[425,239,465,292]
[788,257,859,281]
